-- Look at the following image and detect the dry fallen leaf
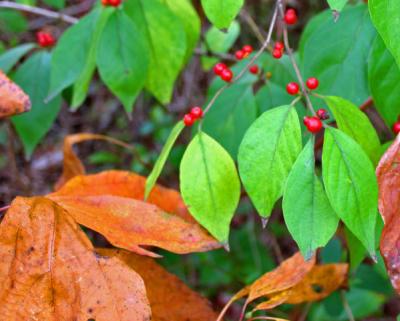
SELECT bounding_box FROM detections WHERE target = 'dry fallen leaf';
[0,197,151,321]
[376,135,400,293]
[254,264,348,311]
[217,252,316,320]
[0,70,31,119]
[49,171,220,257]
[99,248,219,321]
[55,133,132,190]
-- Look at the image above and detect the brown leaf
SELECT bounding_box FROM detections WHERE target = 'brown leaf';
[0,197,151,321]
[254,264,348,311]
[55,133,132,190]
[376,135,400,293]
[49,171,220,257]
[0,70,31,119]
[98,248,219,321]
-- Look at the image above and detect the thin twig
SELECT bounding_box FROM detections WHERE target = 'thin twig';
[0,205,10,213]
[240,9,265,45]
[194,48,236,62]
[297,302,312,321]
[203,4,279,117]
[0,1,78,24]
[341,290,355,321]
[246,317,289,321]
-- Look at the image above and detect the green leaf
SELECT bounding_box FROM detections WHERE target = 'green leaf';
[161,0,200,63]
[327,0,348,11]
[180,131,240,243]
[48,7,110,107]
[299,4,376,105]
[124,0,186,104]
[283,139,339,259]
[0,10,28,34]
[322,127,378,256]
[145,120,185,200]
[43,0,65,9]
[368,35,400,127]
[323,96,381,165]
[201,0,244,29]
[369,0,400,69]
[12,51,61,157]
[238,105,302,218]
[0,43,34,73]
[97,10,148,113]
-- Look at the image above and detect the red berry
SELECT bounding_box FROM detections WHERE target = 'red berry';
[249,65,259,74]
[220,68,233,82]
[286,82,300,95]
[316,109,329,120]
[284,8,298,25]
[304,116,323,134]
[306,77,319,90]
[272,48,282,59]
[101,0,109,5]
[393,122,400,135]
[190,106,203,119]
[36,32,55,47]
[108,0,121,6]
[213,63,227,76]
[235,50,245,60]
[243,45,253,54]
[183,114,195,126]
[274,41,284,51]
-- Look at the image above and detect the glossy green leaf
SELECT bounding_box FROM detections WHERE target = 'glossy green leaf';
[324,96,381,165]
[161,0,200,62]
[12,51,61,157]
[48,8,110,107]
[327,0,348,11]
[283,139,339,259]
[322,127,378,256]
[238,105,302,218]
[368,36,400,127]
[201,0,244,29]
[97,10,148,113]
[145,121,185,200]
[0,43,34,73]
[299,4,376,105]
[180,131,240,243]
[369,0,400,69]
[125,0,186,104]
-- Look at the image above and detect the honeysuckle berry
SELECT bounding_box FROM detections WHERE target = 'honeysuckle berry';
[243,45,253,54]
[190,107,203,119]
[306,77,319,90]
[36,31,56,47]
[272,48,282,59]
[104,0,121,6]
[213,63,227,76]
[221,68,233,82]
[304,116,323,133]
[286,82,300,95]
[274,41,284,51]
[249,65,259,74]
[183,114,195,126]
[393,122,400,135]
[235,50,245,60]
[284,8,298,25]
[316,108,329,120]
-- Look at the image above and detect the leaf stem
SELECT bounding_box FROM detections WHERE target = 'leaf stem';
[340,290,355,321]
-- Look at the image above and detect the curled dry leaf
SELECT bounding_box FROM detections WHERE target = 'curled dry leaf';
[54,133,132,190]
[49,171,220,257]
[0,70,31,119]
[254,264,349,311]
[0,197,151,321]
[98,248,219,321]
[376,135,400,292]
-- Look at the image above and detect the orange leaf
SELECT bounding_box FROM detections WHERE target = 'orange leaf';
[376,135,400,293]
[0,70,31,119]
[98,248,219,321]
[0,197,151,320]
[254,264,348,311]
[55,133,132,190]
[49,171,220,257]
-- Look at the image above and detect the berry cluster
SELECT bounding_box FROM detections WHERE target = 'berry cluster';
[235,45,254,60]
[303,109,328,134]
[36,32,56,47]
[183,107,203,126]
[284,8,298,25]
[101,0,121,7]
[286,77,319,95]
[213,63,233,82]
[273,41,284,59]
